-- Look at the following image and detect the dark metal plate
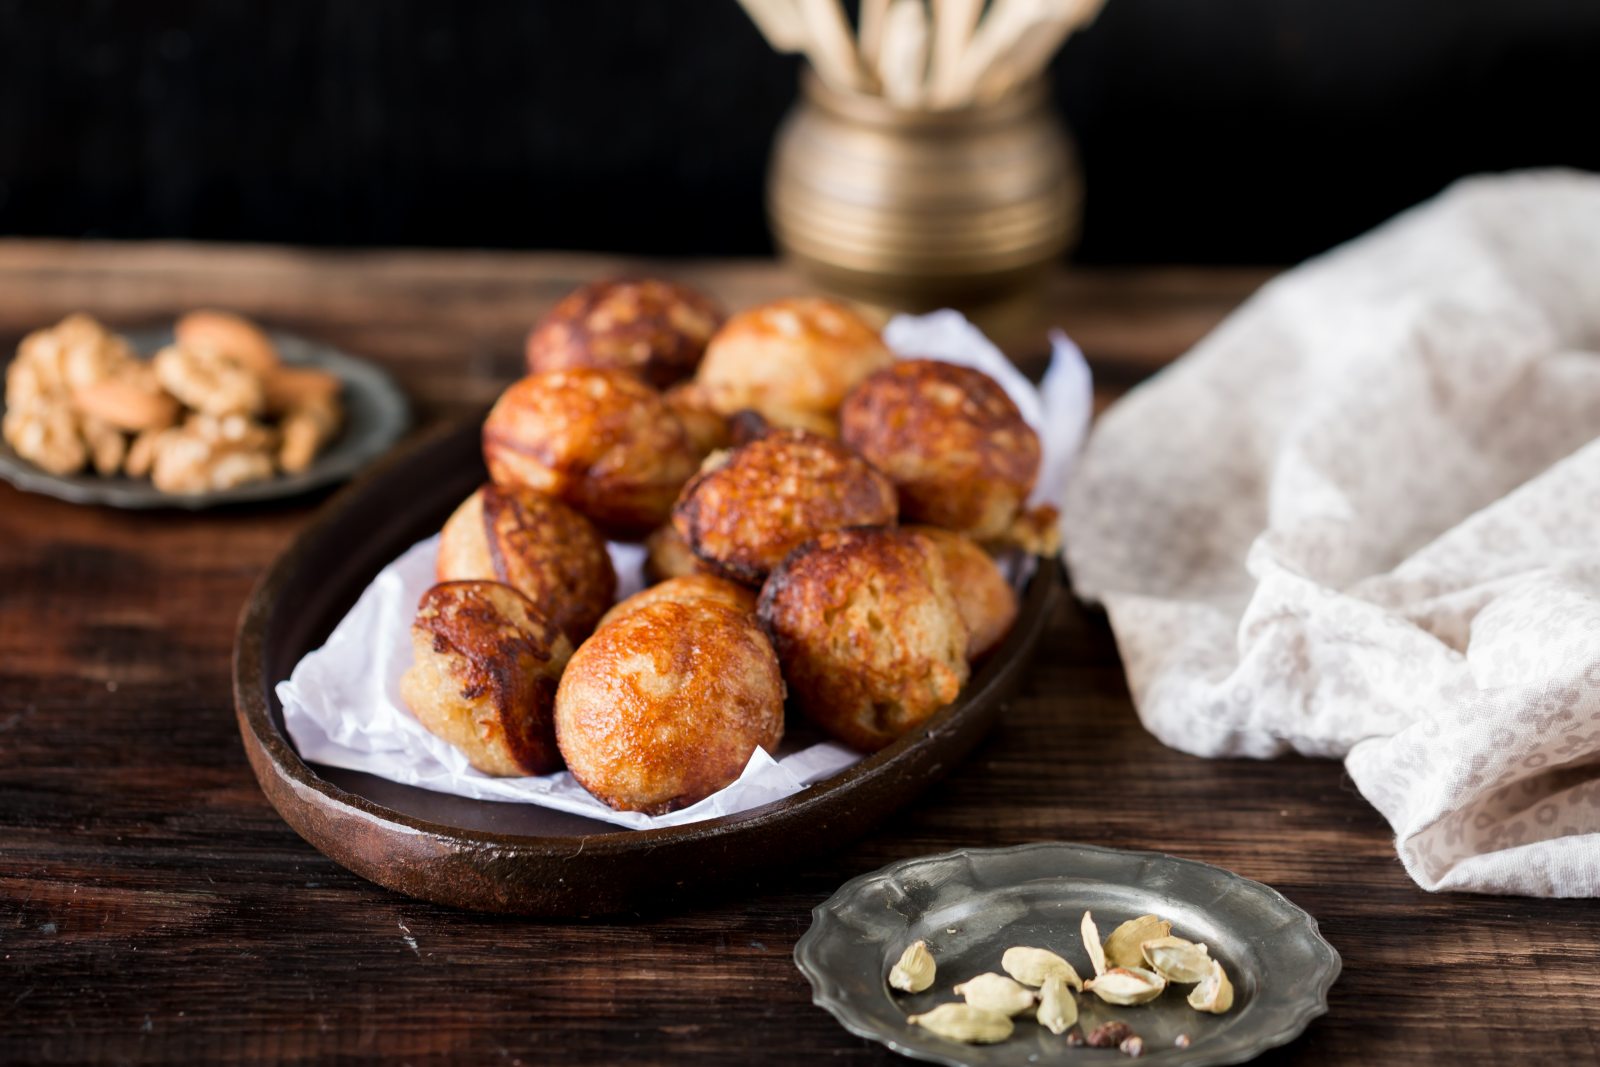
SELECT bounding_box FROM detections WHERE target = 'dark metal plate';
[796,842,1339,1066]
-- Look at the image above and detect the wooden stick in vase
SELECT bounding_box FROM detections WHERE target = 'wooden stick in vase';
[973,0,1108,101]
[1066,0,1111,28]
[936,0,1053,107]
[929,0,984,98]
[858,0,893,73]
[974,26,1059,102]
[794,0,869,92]
[878,0,932,107]
[735,0,809,52]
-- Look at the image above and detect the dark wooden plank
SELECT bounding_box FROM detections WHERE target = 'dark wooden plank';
[0,240,1271,410]
[2,241,1592,1066]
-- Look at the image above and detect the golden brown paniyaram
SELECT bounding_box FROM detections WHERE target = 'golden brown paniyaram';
[642,523,713,584]
[695,297,892,435]
[598,573,757,630]
[481,368,703,539]
[436,482,616,644]
[912,525,1018,659]
[398,580,574,777]
[840,358,1041,544]
[672,428,898,585]
[525,277,724,391]
[758,526,969,752]
[395,280,1053,801]
[661,381,732,456]
[554,599,785,813]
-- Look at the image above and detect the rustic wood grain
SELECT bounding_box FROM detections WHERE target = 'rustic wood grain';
[2,241,1595,1065]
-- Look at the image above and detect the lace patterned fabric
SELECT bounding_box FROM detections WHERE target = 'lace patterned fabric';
[1064,170,1600,895]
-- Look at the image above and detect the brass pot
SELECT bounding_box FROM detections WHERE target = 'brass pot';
[767,72,1081,310]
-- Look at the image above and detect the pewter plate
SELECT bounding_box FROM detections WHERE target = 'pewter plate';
[796,842,1339,1067]
[0,328,409,509]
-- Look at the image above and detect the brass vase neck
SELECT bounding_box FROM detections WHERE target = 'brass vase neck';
[798,68,1053,131]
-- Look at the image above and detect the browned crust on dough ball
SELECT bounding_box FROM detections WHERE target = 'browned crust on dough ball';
[643,523,713,584]
[662,381,732,457]
[399,581,573,776]
[554,600,784,813]
[436,483,616,644]
[599,573,757,630]
[525,277,723,390]
[482,369,701,539]
[757,526,969,752]
[727,408,774,446]
[672,428,897,585]
[1006,503,1062,556]
[911,526,1019,659]
[840,359,1040,542]
[696,297,890,429]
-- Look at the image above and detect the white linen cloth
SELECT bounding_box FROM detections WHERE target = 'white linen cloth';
[1063,170,1600,895]
[277,311,1092,830]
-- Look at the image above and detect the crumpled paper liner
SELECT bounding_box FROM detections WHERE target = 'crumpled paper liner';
[277,310,1091,830]
[1064,171,1600,895]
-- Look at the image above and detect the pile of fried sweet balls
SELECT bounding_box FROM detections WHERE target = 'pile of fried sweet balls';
[399,278,1058,815]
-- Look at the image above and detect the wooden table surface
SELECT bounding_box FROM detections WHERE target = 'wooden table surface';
[1,241,1594,1065]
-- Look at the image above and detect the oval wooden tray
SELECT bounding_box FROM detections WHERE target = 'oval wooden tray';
[233,417,1060,917]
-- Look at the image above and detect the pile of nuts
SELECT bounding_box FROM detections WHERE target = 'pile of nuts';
[890,910,1234,1057]
[2,311,343,493]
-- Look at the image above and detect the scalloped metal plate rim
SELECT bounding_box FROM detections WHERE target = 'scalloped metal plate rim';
[795,841,1340,1067]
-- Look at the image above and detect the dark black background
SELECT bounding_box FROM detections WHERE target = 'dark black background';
[1,0,1595,264]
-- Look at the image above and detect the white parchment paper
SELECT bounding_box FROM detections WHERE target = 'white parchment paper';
[277,311,1091,829]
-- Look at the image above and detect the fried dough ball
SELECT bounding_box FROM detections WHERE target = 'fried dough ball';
[643,523,715,583]
[175,309,281,375]
[598,574,757,630]
[672,428,898,585]
[555,599,784,814]
[912,526,1018,659]
[482,369,702,539]
[840,359,1041,544]
[758,526,969,752]
[662,381,732,456]
[526,277,723,390]
[1006,503,1062,556]
[437,483,617,643]
[726,408,777,447]
[399,581,574,777]
[696,297,892,432]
